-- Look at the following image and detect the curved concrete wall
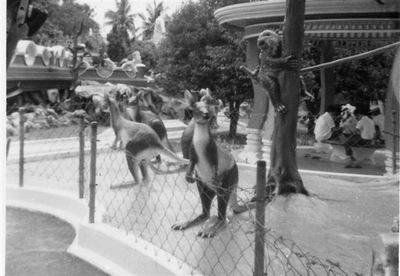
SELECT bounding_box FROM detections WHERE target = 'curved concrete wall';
[6,186,202,276]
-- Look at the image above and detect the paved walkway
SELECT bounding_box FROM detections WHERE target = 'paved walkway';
[7,119,187,163]
[7,135,387,177]
[6,117,388,180]
[296,147,387,176]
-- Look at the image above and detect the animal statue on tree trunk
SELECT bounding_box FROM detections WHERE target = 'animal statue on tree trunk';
[172,101,247,238]
[240,30,298,114]
[104,88,189,185]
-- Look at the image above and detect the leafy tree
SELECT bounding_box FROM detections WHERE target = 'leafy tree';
[105,0,136,61]
[32,0,102,49]
[106,26,131,62]
[333,45,394,105]
[138,0,165,40]
[156,0,252,138]
[84,31,106,54]
[297,42,394,116]
[131,40,158,73]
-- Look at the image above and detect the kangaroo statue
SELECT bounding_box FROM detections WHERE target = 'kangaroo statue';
[180,89,221,159]
[105,89,189,185]
[122,89,175,155]
[172,101,246,238]
[106,84,134,149]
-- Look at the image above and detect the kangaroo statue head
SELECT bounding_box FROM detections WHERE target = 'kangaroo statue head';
[129,88,163,115]
[183,88,222,127]
[192,101,213,125]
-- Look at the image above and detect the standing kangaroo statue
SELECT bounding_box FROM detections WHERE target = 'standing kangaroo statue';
[172,101,247,238]
[122,89,175,155]
[105,89,189,185]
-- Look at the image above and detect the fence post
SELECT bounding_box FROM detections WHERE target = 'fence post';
[78,116,85,199]
[254,160,267,276]
[18,108,25,188]
[89,121,97,223]
[391,110,397,175]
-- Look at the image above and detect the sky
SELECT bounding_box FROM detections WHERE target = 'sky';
[75,0,188,37]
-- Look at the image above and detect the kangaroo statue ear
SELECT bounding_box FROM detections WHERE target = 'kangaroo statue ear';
[103,91,111,104]
[128,95,137,105]
[184,90,195,106]
[130,90,143,105]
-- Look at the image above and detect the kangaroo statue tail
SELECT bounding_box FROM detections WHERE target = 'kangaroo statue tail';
[230,188,252,214]
[228,165,252,214]
[158,145,190,165]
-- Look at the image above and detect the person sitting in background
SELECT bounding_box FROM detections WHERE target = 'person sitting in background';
[314,105,341,143]
[344,106,376,168]
[370,106,385,144]
[340,104,357,138]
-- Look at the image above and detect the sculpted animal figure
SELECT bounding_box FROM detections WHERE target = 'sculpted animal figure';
[105,88,189,185]
[136,87,164,115]
[240,29,298,114]
[107,84,133,149]
[172,101,246,238]
[120,88,175,154]
[180,89,221,159]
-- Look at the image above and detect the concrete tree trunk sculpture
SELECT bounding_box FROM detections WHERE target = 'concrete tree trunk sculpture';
[268,0,308,195]
[240,0,309,195]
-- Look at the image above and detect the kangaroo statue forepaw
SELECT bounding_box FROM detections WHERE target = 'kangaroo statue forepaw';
[111,142,118,150]
[185,173,195,183]
[232,203,254,214]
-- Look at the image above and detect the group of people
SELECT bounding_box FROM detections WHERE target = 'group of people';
[314,103,384,168]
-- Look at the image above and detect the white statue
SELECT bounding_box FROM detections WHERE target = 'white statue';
[152,11,166,46]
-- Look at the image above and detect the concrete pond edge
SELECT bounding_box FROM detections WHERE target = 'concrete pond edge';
[6,186,203,276]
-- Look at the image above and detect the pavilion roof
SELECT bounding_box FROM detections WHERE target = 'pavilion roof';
[7,40,148,92]
[215,0,400,41]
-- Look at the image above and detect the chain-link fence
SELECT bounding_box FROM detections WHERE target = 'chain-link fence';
[6,94,109,191]
[7,105,355,276]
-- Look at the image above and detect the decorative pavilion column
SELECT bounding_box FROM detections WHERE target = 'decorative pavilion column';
[262,100,275,162]
[319,41,335,114]
[383,70,400,176]
[239,37,268,164]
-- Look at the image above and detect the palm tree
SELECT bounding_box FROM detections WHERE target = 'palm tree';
[105,0,137,61]
[105,0,136,39]
[138,0,165,40]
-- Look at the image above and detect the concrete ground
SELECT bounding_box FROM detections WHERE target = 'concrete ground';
[5,120,397,276]
[6,146,398,275]
[296,147,387,176]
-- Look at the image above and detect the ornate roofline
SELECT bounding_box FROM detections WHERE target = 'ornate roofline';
[215,0,400,29]
[7,40,149,92]
[243,18,400,41]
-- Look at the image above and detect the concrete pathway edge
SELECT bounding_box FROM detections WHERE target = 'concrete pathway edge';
[6,186,203,276]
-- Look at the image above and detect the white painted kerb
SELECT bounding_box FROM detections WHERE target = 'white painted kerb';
[6,186,202,276]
